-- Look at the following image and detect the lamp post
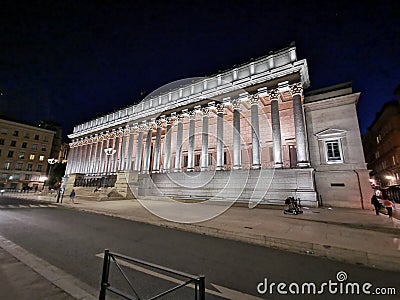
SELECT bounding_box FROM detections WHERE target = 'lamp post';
[103,147,116,188]
[43,158,58,191]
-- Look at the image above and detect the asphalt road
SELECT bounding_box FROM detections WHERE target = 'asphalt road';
[0,196,399,299]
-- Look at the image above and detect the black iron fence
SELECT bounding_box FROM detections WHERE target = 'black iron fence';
[99,249,205,300]
[74,175,117,188]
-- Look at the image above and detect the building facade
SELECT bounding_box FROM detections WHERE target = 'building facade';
[363,98,400,202]
[64,45,371,208]
[0,118,56,191]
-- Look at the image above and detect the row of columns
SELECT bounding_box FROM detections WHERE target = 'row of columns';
[66,82,310,175]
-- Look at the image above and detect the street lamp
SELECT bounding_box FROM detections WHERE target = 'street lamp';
[43,158,59,191]
[103,147,116,188]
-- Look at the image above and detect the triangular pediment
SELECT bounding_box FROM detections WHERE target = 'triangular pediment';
[315,128,347,139]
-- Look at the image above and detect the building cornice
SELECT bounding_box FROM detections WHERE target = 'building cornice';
[69,45,309,139]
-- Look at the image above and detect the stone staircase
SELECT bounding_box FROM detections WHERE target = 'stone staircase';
[137,168,318,207]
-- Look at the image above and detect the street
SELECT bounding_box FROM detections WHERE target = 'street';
[0,196,399,299]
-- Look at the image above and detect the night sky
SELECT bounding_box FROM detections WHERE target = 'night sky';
[1,1,399,140]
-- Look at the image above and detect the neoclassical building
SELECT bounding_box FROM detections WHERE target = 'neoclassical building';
[64,44,371,208]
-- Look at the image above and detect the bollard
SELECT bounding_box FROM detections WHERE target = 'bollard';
[199,275,206,300]
[99,249,110,300]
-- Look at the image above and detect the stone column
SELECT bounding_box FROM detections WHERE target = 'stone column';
[79,141,86,174]
[134,124,145,172]
[66,144,75,174]
[249,94,261,169]
[232,100,242,169]
[216,103,225,170]
[201,107,209,171]
[163,117,173,172]
[126,125,136,171]
[119,128,128,171]
[143,121,154,174]
[174,114,184,172]
[96,136,104,174]
[68,140,79,174]
[187,110,196,171]
[152,119,163,173]
[101,135,109,173]
[83,140,91,174]
[112,131,120,172]
[291,83,310,167]
[270,89,283,168]
[89,136,98,174]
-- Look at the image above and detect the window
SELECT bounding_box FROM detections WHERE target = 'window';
[37,165,43,172]
[41,144,47,151]
[34,134,39,140]
[315,129,347,165]
[24,132,30,138]
[29,154,35,160]
[44,136,49,142]
[0,139,4,145]
[7,151,14,158]
[13,130,19,136]
[22,142,27,148]
[27,164,33,171]
[325,139,343,163]
[195,154,201,167]
[25,174,31,180]
[10,140,17,147]
[1,128,7,134]
[39,155,44,161]
[4,162,11,170]
[0,149,2,156]
[19,152,25,159]
[32,144,38,150]
[15,163,23,170]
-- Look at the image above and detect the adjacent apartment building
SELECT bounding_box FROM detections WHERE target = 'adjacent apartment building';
[363,92,400,202]
[0,118,57,191]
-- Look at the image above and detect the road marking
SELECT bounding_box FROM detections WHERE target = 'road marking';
[95,253,264,299]
[0,204,57,209]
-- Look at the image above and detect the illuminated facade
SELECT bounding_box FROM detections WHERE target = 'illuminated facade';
[64,45,371,208]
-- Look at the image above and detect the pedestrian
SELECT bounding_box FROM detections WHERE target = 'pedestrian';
[371,194,382,215]
[381,199,394,218]
[69,189,76,204]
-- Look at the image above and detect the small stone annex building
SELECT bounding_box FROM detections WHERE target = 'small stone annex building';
[63,44,372,208]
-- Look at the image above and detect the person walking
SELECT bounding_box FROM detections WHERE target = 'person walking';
[371,194,381,215]
[69,189,76,204]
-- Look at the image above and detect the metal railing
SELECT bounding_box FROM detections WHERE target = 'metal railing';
[99,249,206,300]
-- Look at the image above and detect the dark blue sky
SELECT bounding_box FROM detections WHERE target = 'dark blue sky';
[1,1,399,139]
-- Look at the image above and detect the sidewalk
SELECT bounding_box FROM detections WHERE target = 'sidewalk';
[8,192,400,273]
